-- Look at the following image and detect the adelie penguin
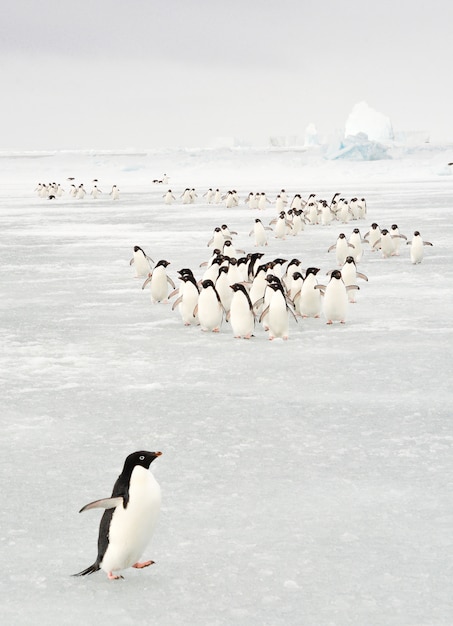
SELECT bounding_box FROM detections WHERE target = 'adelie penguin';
[407,231,433,264]
[315,269,358,324]
[142,260,175,303]
[130,246,154,278]
[228,283,255,339]
[74,450,162,580]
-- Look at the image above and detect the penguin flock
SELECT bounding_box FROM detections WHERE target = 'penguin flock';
[35,178,120,200]
[129,188,433,340]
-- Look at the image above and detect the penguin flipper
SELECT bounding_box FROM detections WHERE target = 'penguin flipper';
[259,305,270,323]
[167,276,176,289]
[73,562,101,577]
[172,296,183,311]
[79,496,124,513]
[357,272,368,281]
[129,258,134,266]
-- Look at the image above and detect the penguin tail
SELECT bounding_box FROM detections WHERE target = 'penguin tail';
[73,562,100,577]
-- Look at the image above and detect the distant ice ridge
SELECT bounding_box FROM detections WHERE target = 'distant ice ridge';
[325,132,391,161]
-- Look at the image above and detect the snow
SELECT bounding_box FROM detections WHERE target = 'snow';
[345,102,394,143]
[1,146,453,625]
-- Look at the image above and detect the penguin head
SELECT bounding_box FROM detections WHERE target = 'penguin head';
[391,224,398,231]
[345,256,355,265]
[292,271,304,281]
[156,259,170,268]
[178,268,194,277]
[381,229,389,236]
[134,245,145,254]
[201,279,215,289]
[230,283,246,293]
[414,230,420,236]
[255,218,262,223]
[338,233,346,239]
[330,270,342,281]
[371,223,379,230]
[122,450,162,473]
[305,267,320,276]
[353,228,360,234]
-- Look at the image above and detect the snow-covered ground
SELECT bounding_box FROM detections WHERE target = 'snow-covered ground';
[1,146,452,625]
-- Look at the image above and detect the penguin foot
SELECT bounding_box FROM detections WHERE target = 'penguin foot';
[213,327,220,333]
[326,320,333,325]
[132,560,155,569]
[107,572,124,580]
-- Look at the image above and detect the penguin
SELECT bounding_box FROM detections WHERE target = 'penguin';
[181,188,192,204]
[220,224,238,239]
[288,208,303,235]
[259,281,297,340]
[195,279,224,332]
[407,231,433,264]
[249,263,269,308]
[340,256,368,303]
[204,188,214,204]
[225,191,236,208]
[222,239,244,258]
[171,272,200,325]
[287,271,304,308]
[349,197,360,220]
[207,227,227,249]
[275,194,286,213]
[213,189,222,204]
[348,228,364,262]
[110,185,120,200]
[228,283,255,339]
[249,218,271,246]
[90,185,103,199]
[76,184,87,199]
[328,233,355,266]
[163,190,176,205]
[290,193,303,211]
[74,450,162,580]
[364,223,381,251]
[320,201,333,226]
[390,224,407,256]
[305,200,319,225]
[357,198,367,219]
[142,260,175,303]
[130,246,154,278]
[373,228,396,258]
[271,211,290,239]
[338,199,352,223]
[246,192,259,210]
[315,269,358,324]
[295,267,322,318]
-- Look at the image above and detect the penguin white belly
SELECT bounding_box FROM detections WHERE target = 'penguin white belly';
[100,468,161,574]
[336,241,349,266]
[230,294,254,337]
[180,285,199,325]
[300,278,322,317]
[254,223,268,246]
[198,291,222,331]
[410,239,424,264]
[134,253,151,277]
[323,283,348,322]
[150,268,168,302]
[268,292,289,339]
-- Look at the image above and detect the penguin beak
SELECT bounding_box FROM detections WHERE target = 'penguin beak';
[154,451,163,457]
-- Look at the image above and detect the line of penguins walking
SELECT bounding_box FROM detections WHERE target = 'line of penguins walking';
[35,179,120,200]
[130,190,433,340]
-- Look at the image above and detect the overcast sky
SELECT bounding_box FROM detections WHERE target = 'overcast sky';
[1,0,452,150]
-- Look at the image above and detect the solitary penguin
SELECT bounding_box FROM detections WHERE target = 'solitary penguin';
[74,450,162,580]
[407,231,433,264]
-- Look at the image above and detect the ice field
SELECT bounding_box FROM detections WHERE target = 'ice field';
[1,145,452,625]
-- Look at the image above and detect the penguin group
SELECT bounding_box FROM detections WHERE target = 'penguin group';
[34,178,119,200]
[129,183,433,338]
